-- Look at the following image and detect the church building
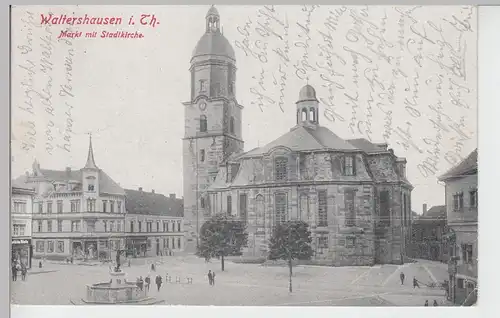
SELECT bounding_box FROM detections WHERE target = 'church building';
[183,6,413,265]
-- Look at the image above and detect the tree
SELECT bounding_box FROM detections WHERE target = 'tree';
[196,214,248,271]
[268,221,313,293]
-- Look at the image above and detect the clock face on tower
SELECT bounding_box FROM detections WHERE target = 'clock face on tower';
[199,101,207,111]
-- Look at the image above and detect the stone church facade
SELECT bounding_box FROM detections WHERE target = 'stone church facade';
[182,7,413,265]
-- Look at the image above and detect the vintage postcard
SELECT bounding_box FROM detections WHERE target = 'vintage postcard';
[10,5,477,307]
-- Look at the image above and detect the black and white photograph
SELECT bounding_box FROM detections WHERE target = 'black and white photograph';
[10,4,478,307]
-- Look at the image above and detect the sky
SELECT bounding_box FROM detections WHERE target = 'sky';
[11,5,477,214]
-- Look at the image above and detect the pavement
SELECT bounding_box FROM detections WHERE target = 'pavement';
[10,256,453,306]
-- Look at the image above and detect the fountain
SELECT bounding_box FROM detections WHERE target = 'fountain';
[71,250,163,305]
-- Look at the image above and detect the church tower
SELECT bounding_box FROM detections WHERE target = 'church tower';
[81,134,100,199]
[182,6,244,252]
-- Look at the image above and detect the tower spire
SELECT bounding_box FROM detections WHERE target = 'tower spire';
[84,133,98,169]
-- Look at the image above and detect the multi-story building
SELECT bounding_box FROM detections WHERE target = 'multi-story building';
[11,185,35,268]
[410,204,449,262]
[124,189,184,257]
[13,136,127,261]
[439,149,478,305]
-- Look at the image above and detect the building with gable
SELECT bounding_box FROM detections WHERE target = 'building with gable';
[13,136,127,261]
[11,185,35,268]
[439,149,478,305]
[182,6,413,265]
[124,189,184,257]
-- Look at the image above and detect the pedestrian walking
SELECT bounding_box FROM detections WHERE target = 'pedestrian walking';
[11,263,17,282]
[413,277,420,288]
[137,276,144,291]
[212,271,216,286]
[433,300,438,306]
[145,275,151,291]
[155,274,163,292]
[151,263,156,272]
[400,272,405,285]
[424,300,429,306]
[207,270,213,286]
[21,263,27,281]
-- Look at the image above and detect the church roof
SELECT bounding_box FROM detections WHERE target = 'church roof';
[297,84,318,103]
[192,32,235,61]
[239,125,358,157]
[124,189,183,217]
[192,6,235,61]
[347,138,386,153]
[439,149,478,181]
[84,135,98,169]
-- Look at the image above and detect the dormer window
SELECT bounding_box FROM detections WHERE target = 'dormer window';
[343,155,356,176]
[88,184,94,191]
[275,157,288,181]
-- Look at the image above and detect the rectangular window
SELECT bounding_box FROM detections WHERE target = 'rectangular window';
[461,244,474,264]
[299,194,309,222]
[36,241,44,253]
[379,190,390,226]
[71,200,79,213]
[239,193,247,223]
[47,241,54,253]
[86,220,95,232]
[343,155,356,176]
[57,220,63,232]
[117,221,122,232]
[470,190,478,208]
[166,238,170,248]
[345,190,356,227]
[104,221,108,232]
[178,222,181,232]
[346,236,356,247]
[275,157,288,181]
[57,201,63,213]
[117,201,122,213]
[318,190,328,227]
[178,237,181,249]
[47,201,53,214]
[275,193,287,225]
[102,200,107,213]
[110,201,115,213]
[13,224,26,236]
[227,195,232,215]
[156,222,160,232]
[13,201,27,213]
[199,79,207,92]
[201,197,205,209]
[38,202,43,214]
[453,193,464,211]
[110,221,115,232]
[37,220,42,232]
[166,222,170,232]
[56,241,64,253]
[318,236,328,248]
[71,221,81,232]
[200,149,205,162]
[163,222,166,232]
[87,199,95,212]
[130,221,134,233]
[139,221,142,232]
[47,220,52,232]
[457,278,464,289]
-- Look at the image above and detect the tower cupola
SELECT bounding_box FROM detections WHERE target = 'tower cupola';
[296,85,320,126]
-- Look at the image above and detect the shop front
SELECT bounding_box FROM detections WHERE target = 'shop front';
[126,237,148,257]
[12,238,32,269]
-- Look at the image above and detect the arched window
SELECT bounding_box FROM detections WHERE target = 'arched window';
[230,116,235,134]
[256,195,265,231]
[310,108,316,123]
[301,108,308,121]
[299,193,309,222]
[200,115,207,132]
[297,109,300,124]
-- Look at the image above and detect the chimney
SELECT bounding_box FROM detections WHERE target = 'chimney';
[152,189,155,194]
[169,193,176,199]
[423,204,428,215]
[139,187,143,191]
